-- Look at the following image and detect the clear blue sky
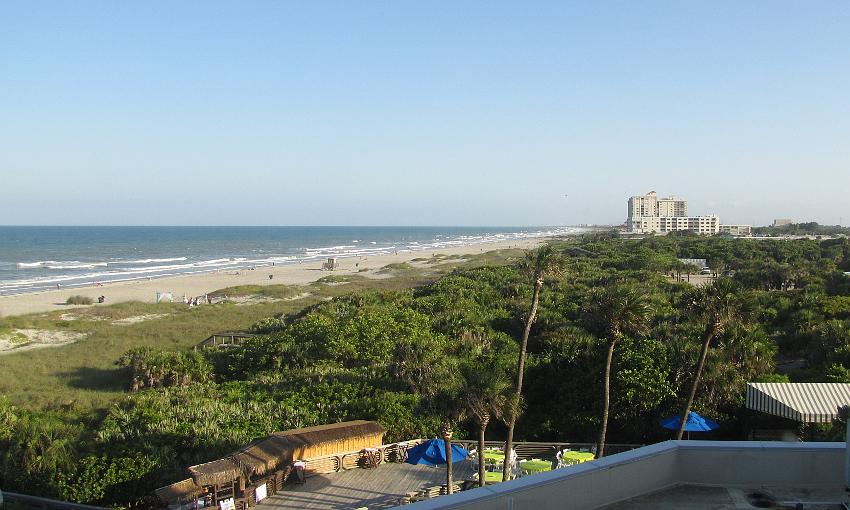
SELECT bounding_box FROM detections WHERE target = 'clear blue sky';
[2,1,848,226]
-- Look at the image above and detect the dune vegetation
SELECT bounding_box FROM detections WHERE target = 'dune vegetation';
[2,235,850,506]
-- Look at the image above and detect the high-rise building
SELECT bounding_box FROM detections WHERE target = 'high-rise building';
[627,191,688,219]
[625,191,741,236]
[627,191,658,218]
[657,196,688,217]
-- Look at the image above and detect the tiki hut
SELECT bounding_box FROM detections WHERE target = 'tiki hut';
[188,421,385,486]
[164,421,386,508]
[154,478,204,504]
[269,420,386,460]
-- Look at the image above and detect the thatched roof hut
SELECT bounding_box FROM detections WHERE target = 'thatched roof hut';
[269,420,385,459]
[154,478,204,502]
[187,420,385,487]
[187,457,244,487]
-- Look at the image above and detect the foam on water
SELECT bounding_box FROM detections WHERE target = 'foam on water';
[0,226,585,296]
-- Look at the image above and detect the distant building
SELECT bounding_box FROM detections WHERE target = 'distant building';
[678,258,707,269]
[627,191,659,218]
[628,215,720,235]
[657,196,688,217]
[626,191,749,236]
[719,224,753,237]
[627,191,688,219]
[774,218,794,227]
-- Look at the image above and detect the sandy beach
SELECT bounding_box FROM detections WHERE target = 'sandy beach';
[0,239,541,318]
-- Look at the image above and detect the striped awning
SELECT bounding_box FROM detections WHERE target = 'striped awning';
[745,382,850,423]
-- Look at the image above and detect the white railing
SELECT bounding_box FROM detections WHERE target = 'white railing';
[397,440,846,510]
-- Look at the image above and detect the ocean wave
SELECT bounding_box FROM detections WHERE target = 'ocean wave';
[17,260,64,268]
[304,245,357,254]
[17,260,110,269]
[112,257,188,265]
[46,262,108,269]
[2,226,588,295]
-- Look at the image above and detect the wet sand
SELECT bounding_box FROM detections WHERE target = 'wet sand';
[0,239,541,317]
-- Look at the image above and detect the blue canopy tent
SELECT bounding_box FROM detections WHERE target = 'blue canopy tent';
[661,411,720,439]
[405,438,468,466]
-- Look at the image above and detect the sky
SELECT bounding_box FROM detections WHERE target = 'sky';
[1,1,849,227]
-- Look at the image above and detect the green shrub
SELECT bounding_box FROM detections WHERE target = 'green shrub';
[250,316,287,334]
[317,274,350,284]
[379,262,413,273]
[58,454,159,505]
[65,295,93,305]
[116,347,213,391]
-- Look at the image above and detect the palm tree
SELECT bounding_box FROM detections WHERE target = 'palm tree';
[462,356,513,487]
[0,414,79,490]
[428,359,465,494]
[503,245,562,480]
[586,282,652,459]
[675,278,747,440]
[440,420,457,494]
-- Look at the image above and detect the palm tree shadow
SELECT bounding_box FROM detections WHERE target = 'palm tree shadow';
[60,366,127,391]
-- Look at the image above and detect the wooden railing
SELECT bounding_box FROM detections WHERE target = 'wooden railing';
[192,332,260,351]
[300,439,425,477]
[1,492,107,510]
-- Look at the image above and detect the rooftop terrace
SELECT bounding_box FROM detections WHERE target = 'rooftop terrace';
[255,460,476,510]
[401,441,847,510]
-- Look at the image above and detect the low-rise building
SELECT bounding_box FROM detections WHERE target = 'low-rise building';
[627,215,720,236]
[719,224,752,237]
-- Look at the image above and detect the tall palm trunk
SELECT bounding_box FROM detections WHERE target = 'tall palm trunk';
[676,323,716,440]
[596,333,617,459]
[503,277,543,481]
[442,422,454,494]
[478,415,489,487]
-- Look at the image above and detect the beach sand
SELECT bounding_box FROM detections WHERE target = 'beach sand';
[0,239,541,318]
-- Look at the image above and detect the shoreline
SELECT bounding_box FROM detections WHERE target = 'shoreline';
[0,239,542,318]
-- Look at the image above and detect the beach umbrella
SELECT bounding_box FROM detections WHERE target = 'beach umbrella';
[660,411,719,439]
[405,438,468,466]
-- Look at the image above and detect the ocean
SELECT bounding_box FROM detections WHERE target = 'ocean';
[0,226,580,296]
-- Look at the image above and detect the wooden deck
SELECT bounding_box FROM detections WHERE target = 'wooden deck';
[255,460,477,510]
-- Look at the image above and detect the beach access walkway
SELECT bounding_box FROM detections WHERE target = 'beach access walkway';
[254,460,476,510]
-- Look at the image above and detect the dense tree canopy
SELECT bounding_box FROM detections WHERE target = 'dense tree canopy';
[3,234,850,506]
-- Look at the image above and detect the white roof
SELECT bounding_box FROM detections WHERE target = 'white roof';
[746,382,850,423]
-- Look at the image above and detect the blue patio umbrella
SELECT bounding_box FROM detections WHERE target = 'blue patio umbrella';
[661,411,719,438]
[405,438,468,466]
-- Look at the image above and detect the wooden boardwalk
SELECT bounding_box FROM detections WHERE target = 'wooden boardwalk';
[255,461,477,510]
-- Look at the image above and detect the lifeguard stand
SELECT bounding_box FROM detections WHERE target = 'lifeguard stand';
[322,257,339,271]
